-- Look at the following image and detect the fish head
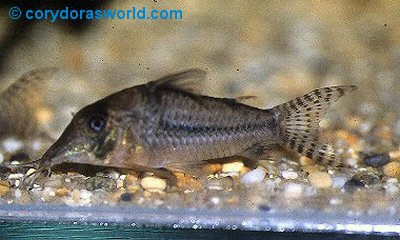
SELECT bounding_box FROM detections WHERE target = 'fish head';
[39,99,124,168]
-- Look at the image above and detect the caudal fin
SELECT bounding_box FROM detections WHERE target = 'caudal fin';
[273,85,357,167]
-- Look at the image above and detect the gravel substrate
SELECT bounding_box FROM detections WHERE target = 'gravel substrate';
[1,0,400,229]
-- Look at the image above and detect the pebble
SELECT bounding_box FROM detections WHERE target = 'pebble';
[308,172,332,189]
[71,189,81,203]
[383,161,400,178]
[2,138,23,153]
[126,185,141,193]
[140,176,167,192]
[120,192,134,202]
[85,177,116,191]
[363,153,390,167]
[7,173,24,180]
[389,150,400,160]
[283,183,304,198]
[345,157,358,167]
[42,187,56,201]
[80,189,93,200]
[221,161,244,174]
[0,152,4,164]
[14,180,20,187]
[358,173,380,186]
[240,167,266,185]
[174,172,203,190]
[384,183,399,195]
[203,163,223,174]
[14,189,22,198]
[343,177,365,192]
[210,196,220,205]
[125,174,139,186]
[26,168,37,176]
[206,176,234,191]
[116,179,124,189]
[387,178,399,183]
[332,176,348,189]
[281,170,298,180]
[0,180,10,196]
[56,187,70,197]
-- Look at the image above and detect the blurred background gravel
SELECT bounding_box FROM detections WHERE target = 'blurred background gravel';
[0,0,399,139]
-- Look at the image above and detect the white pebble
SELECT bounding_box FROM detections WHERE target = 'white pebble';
[240,167,266,185]
[281,170,298,180]
[7,173,24,180]
[25,168,37,176]
[140,176,167,192]
[43,187,56,199]
[107,171,120,180]
[14,189,22,198]
[222,162,244,173]
[0,152,4,164]
[330,198,343,205]
[283,183,304,198]
[2,138,23,153]
[332,176,348,189]
[116,179,124,189]
[80,189,93,200]
[387,178,399,183]
[384,183,399,195]
[210,197,220,205]
[345,158,358,167]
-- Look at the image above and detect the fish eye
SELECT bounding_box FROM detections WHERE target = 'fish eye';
[89,115,106,132]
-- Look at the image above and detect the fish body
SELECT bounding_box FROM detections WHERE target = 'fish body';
[0,68,57,140]
[35,69,356,176]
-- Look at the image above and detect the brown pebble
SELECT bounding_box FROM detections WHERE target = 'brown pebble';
[308,172,332,189]
[56,187,70,197]
[143,191,152,198]
[174,172,203,191]
[0,180,10,196]
[384,162,400,178]
[125,174,139,186]
[126,185,141,193]
[202,163,223,174]
[389,150,400,160]
[239,166,250,176]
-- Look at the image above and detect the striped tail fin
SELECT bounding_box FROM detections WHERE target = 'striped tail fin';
[273,85,357,167]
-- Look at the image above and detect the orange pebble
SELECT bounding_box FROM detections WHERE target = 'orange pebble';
[56,187,69,197]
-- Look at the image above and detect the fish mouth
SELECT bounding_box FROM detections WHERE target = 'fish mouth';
[38,137,93,168]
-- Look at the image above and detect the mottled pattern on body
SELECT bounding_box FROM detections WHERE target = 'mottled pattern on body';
[1,69,357,183]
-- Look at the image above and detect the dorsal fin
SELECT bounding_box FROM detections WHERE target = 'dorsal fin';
[147,68,206,94]
[0,67,57,139]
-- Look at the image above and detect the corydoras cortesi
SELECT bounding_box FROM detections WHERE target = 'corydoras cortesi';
[25,69,357,182]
